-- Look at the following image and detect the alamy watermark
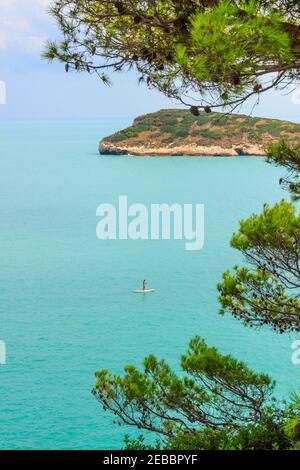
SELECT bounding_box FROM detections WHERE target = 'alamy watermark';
[96,196,205,251]
[0,340,6,365]
[291,340,300,365]
[0,80,6,105]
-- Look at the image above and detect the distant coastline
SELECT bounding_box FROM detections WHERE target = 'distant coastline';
[99,109,300,157]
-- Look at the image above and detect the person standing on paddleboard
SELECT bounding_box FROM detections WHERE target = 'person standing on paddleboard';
[143,280,147,291]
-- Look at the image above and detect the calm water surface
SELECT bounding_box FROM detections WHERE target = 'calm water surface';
[0,119,299,449]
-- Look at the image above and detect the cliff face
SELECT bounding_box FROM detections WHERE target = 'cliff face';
[99,141,265,157]
[99,109,300,157]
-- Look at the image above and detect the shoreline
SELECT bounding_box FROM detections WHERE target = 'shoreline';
[99,141,266,157]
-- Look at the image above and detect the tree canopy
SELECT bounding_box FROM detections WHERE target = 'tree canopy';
[218,200,300,333]
[92,336,300,450]
[267,142,300,197]
[92,336,293,450]
[45,0,300,112]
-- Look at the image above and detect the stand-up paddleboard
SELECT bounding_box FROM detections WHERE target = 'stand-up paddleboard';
[133,289,155,293]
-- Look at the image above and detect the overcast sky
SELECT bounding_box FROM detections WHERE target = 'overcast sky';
[0,0,300,121]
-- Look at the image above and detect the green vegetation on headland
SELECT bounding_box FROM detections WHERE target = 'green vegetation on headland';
[99,109,300,156]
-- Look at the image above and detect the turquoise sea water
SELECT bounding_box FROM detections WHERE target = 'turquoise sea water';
[0,119,299,450]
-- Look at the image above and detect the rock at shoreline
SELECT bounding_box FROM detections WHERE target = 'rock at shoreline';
[99,109,300,157]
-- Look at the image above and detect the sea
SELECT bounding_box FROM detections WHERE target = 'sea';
[0,119,299,449]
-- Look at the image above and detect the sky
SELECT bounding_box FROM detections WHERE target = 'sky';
[0,0,300,121]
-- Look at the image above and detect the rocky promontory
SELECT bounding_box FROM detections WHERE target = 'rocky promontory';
[99,109,300,157]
